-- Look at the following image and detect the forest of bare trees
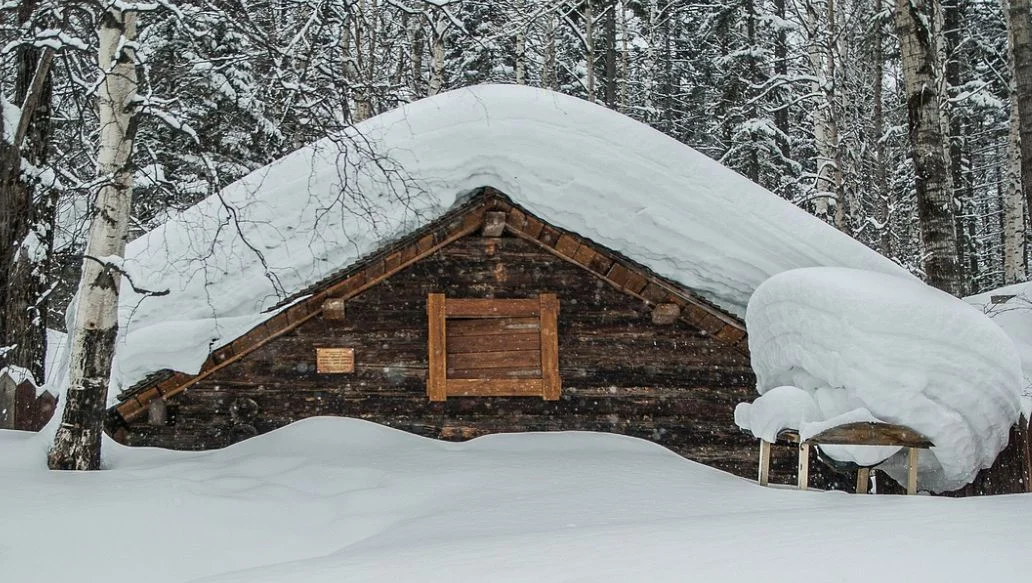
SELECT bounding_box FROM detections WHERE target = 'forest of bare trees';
[1,0,1031,467]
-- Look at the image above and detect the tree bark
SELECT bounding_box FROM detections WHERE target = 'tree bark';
[49,7,139,471]
[1008,0,1032,253]
[428,10,446,96]
[1005,0,1028,282]
[603,0,617,108]
[806,0,845,232]
[584,0,595,102]
[0,0,55,384]
[873,0,893,257]
[896,0,964,295]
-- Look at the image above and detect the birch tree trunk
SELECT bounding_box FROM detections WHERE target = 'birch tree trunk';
[1005,0,1028,282]
[428,10,446,96]
[515,0,527,86]
[806,1,845,231]
[49,8,139,471]
[896,0,964,296]
[1007,0,1032,242]
[1005,96,1027,283]
[542,14,556,90]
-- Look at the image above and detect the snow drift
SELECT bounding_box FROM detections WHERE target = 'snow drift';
[4,418,1032,583]
[967,281,1032,419]
[92,84,907,398]
[736,267,1023,492]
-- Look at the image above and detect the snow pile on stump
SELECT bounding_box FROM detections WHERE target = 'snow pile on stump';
[735,267,1023,492]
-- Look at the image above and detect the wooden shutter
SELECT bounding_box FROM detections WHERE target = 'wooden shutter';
[426,294,560,401]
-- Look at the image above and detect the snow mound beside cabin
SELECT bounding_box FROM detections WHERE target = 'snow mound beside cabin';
[94,84,906,398]
[966,281,1032,419]
[736,267,1023,492]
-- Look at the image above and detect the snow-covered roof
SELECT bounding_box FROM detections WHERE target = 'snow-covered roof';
[100,84,907,396]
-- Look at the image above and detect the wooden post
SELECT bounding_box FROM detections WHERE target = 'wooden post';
[539,293,561,400]
[907,447,919,494]
[798,442,810,490]
[758,439,771,486]
[856,467,870,494]
[427,293,447,402]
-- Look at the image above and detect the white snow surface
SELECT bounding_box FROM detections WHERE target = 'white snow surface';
[2,418,1031,583]
[967,281,1032,419]
[97,84,907,398]
[740,267,1023,492]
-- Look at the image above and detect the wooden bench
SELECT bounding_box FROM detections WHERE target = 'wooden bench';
[757,422,934,494]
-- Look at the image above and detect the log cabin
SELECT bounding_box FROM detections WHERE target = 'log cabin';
[98,85,1028,492]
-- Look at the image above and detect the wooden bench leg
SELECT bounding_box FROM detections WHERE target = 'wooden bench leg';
[758,440,771,486]
[856,467,870,494]
[798,442,810,490]
[907,447,919,495]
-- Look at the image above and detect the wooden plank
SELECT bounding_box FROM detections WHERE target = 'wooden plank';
[538,224,561,247]
[798,442,810,490]
[652,303,681,325]
[587,252,614,275]
[322,297,346,320]
[807,422,934,448]
[427,293,447,402]
[444,378,545,397]
[606,263,632,287]
[523,215,544,238]
[445,298,540,318]
[447,317,540,335]
[623,271,648,294]
[506,207,528,231]
[758,439,771,486]
[446,331,541,354]
[907,447,919,495]
[641,283,668,304]
[482,211,508,237]
[555,234,581,257]
[448,367,543,379]
[856,467,870,494]
[572,245,596,266]
[447,350,541,370]
[540,293,561,400]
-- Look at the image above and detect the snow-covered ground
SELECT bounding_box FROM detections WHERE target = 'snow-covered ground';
[2,418,1029,583]
[737,267,1023,492]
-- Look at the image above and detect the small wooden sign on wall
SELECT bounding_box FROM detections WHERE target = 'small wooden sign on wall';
[316,347,355,373]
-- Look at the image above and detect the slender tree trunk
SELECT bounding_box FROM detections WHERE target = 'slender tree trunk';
[1008,0,1032,246]
[408,13,424,98]
[619,1,629,110]
[896,0,964,295]
[873,0,893,257]
[806,1,845,231]
[585,0,595,102]
[542,14,556,90]
[49,7,139,471]
[515,0,526,85]
[1005,0,1028,282]
[603,0,617,107]
[428,10,446,96]
[1005,96,1027,283]
[773,0,790,163]
[0,0,54,384]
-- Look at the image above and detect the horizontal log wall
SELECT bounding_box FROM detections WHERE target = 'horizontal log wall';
[120,235,760,477]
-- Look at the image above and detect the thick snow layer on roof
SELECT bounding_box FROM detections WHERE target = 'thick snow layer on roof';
[967,281,1032,419]
[737,267,1023,492]
[98,84,906,396]
[4,418,1032,583]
